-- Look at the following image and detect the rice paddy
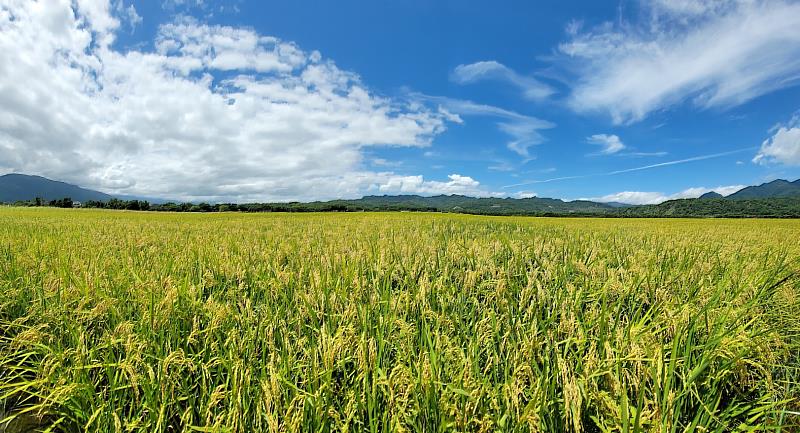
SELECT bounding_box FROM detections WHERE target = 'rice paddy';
[0,207,798,432]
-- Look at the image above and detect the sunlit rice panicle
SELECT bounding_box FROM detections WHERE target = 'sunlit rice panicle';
[0,208,797,432]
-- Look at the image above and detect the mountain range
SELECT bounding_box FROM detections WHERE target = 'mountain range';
[0,173,112,202]
[725,179,800,199]
[2,173,800,212]
[316,194,616,214]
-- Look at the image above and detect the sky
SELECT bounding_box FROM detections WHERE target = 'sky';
[1,0,800,204]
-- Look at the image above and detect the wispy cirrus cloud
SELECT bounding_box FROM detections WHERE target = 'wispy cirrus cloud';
[487,161,515,172]
[503,147,754,188]
[414,94,555,159]
[559,0,800,124]
[451,61,555,101]
[620,151,668,157]
[606,148,756,175]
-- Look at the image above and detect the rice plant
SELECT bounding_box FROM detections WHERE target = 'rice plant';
[0,208,798,432]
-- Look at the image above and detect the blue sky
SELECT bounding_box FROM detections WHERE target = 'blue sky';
[2,0,800,203]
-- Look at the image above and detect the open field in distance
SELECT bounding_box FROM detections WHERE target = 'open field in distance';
[0,208,798,432]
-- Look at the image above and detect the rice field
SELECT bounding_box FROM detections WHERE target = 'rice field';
[0,207,798,432]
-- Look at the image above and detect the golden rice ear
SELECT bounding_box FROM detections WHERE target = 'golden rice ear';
[0,208,797,432]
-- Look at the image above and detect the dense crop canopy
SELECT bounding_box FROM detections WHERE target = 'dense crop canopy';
[0,208,798,432]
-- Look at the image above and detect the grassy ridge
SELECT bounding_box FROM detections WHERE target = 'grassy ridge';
[0,208,798,432]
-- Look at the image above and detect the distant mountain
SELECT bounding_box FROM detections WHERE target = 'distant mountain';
[0,173,112,203]
[321,194,615,215]
[4,173,800,218]
[699,191,723,199]
[726,179,800,199]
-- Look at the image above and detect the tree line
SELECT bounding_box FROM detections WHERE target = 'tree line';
[5,196,800,218]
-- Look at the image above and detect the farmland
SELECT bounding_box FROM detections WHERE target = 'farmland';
[0,208,798,432]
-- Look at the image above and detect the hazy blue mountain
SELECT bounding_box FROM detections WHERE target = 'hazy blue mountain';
[4,173,800,217]
[726,179,800,199]
[0,173,113,203]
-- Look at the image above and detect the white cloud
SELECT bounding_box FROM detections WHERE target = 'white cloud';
[670,185,745,198]
[374,174,499,197]
[76,0,119,36]
[503,148,752,189]
[0,0,470,202]
[415,95,555,159]
[753,114,800,165]
[591,184,746,205]
[451,61,554,100]
[488,161,514,172]
[113,0,141,31]
[649,0,720,17]
[592,191,667,205]
[512,191,537,199]
[154,18,307,73]
[714,185,746,196]
[370,158,401,168]
[622,151,668,157]
[559,0,800,123]
[586,134,625,155]
[163,0,206,10]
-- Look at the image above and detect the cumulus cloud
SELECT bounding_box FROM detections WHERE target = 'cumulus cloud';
[591,184,746,205]
[754,114,800,166]
[591,191,667,205]
[415,95,555,159]
[451,61,554,100]
[512,191,537,199]
[0,0,473,202]
[586,134,625,155]
[375,174,500,197]
[559,0,800,123]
